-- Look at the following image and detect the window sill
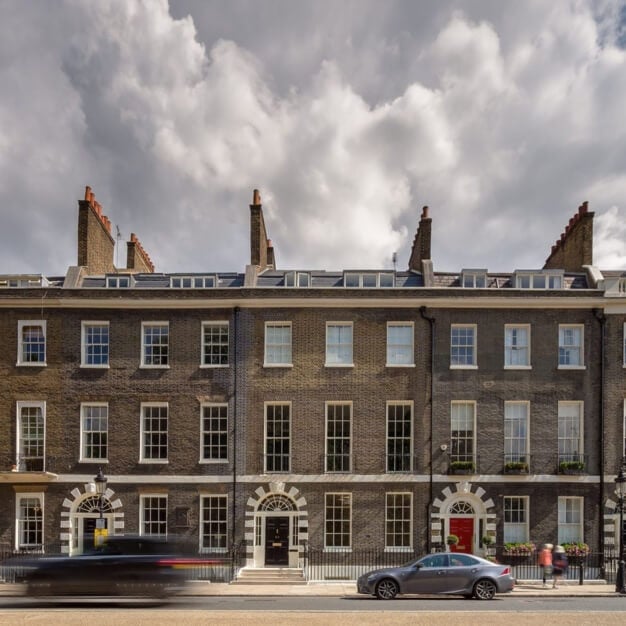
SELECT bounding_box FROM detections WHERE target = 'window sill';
[263,363,294,368]
[386,363,416,368]
[139,365,170,369]
[80,364,110,369]
[324,363,355,368]
[199,364,229,369]
[504,365,532,370]
[323,547,352,553]
[16,362,47,367]
[450,365,478,370]
[384,547,413,553]
[557,365,586,370]
[78,459,109,464]
[199,459,229,464]
[139,459,169,464]
[199,547,228,554]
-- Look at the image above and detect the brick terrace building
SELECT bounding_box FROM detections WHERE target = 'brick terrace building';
[1,187,626,575]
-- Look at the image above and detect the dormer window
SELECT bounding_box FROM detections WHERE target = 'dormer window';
[106,276,130,288]
[514,271,563,289]
[0,275,45,288]
[284,272,310,287]
[343,272,395,287]
[461,270,487,288]
[170,276,216,288]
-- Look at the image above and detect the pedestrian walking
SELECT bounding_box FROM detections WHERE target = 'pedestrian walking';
[538,543,553,588]
[552,545,569,588]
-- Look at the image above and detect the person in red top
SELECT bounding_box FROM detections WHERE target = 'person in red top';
[538,543,553,588]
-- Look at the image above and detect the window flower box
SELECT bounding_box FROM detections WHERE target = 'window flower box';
[449,461,476,475]
[559,461,585,474]
[562,542,590,561]
[504,461,529,474]
[502,542,535,557]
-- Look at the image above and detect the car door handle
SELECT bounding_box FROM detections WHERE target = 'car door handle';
[437,570,446,575]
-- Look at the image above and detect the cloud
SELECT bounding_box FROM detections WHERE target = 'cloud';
[1,0,626,276]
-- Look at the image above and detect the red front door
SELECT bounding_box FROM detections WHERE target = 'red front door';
[449,518,474,554]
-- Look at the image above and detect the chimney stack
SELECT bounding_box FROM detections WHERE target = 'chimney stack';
[77,185,115,274]
[126,232,155,273]
[250,188,276,270]
[543,201,594,272]
[408,205,432,271]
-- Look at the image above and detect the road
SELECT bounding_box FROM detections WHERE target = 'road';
[2,596,626,625]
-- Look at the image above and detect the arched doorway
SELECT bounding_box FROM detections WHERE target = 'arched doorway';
[59,483,124,554]
[430,481,496,555]
[244,482,309,568]
[72,495,114,553]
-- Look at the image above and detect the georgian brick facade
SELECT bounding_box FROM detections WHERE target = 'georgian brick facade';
[1,187,625,576]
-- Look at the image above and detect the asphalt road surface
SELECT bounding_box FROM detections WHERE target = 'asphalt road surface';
[2,596,626,625]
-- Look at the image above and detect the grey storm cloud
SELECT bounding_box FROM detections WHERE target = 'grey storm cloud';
[1,0,626,276]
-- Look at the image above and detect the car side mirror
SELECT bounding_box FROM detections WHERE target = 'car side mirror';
[414,563,422,569]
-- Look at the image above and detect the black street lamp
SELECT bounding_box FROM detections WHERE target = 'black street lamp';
[94,467,108,545]
[615,467,626,594]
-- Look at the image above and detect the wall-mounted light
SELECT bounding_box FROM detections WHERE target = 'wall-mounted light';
[440,444,448,452]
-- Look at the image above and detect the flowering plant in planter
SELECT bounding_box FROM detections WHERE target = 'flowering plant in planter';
[562,542,590,557]
[502,542,536,556]
[446,534,459,546]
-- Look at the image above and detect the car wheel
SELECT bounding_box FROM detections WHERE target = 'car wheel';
[375,578,399,600]
[472,578,497,600]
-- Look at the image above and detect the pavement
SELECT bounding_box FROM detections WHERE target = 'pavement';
[0,579,622,597]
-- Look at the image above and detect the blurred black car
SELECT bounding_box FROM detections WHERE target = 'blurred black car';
[12,536,189,599]
[357,552,515,600]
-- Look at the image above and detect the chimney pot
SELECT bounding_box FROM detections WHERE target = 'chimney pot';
[253,189,261,205]
[85,186,92,201]
[421,206,429,218]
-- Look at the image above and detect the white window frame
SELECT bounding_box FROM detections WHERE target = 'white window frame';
[140,494,168,537]
[450,401,476,464]
[558,401,584,464]
[80,402,109,463]
[284,271,311,287]
[200,495,228,553]
[325,322,353,367]
[450,324,477,369]
[325,402,352,473]
[324,493,352,551]
[15,492,44,551]
[386,322,414,367]
[200,403,229,463]
[264,322,293,367]
[514,271,563,289]
[17,320,47,366]
[385,492,413,551]
[141,321,170,368]
[106,275,130,288]
[140,402,169,463]
[264,402,291,473]
[503,496,529,543]
[170,275,216,288]
[504,402,529,465]
[558,496,584,544]
[386,401,413,473]
[81,321,110,368]
[461,270,487,288]
[558,324,585,369]
[16,401,45,471]
[201,321,229,368]
[504,324,531,369]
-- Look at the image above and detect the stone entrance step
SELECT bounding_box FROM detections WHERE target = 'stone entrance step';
[233,567,306,585]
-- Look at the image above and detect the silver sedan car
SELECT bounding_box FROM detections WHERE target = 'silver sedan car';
[357,552,515,600]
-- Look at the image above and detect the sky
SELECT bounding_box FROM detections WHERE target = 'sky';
[2,0,626,276]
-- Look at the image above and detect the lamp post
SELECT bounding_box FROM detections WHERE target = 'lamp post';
[94,467,108,546]
[615,467,626,594]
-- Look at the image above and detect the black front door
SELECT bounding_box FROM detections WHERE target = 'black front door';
[265,517,289,566]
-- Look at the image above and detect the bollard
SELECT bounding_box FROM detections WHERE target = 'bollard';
[579,561,584,585]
